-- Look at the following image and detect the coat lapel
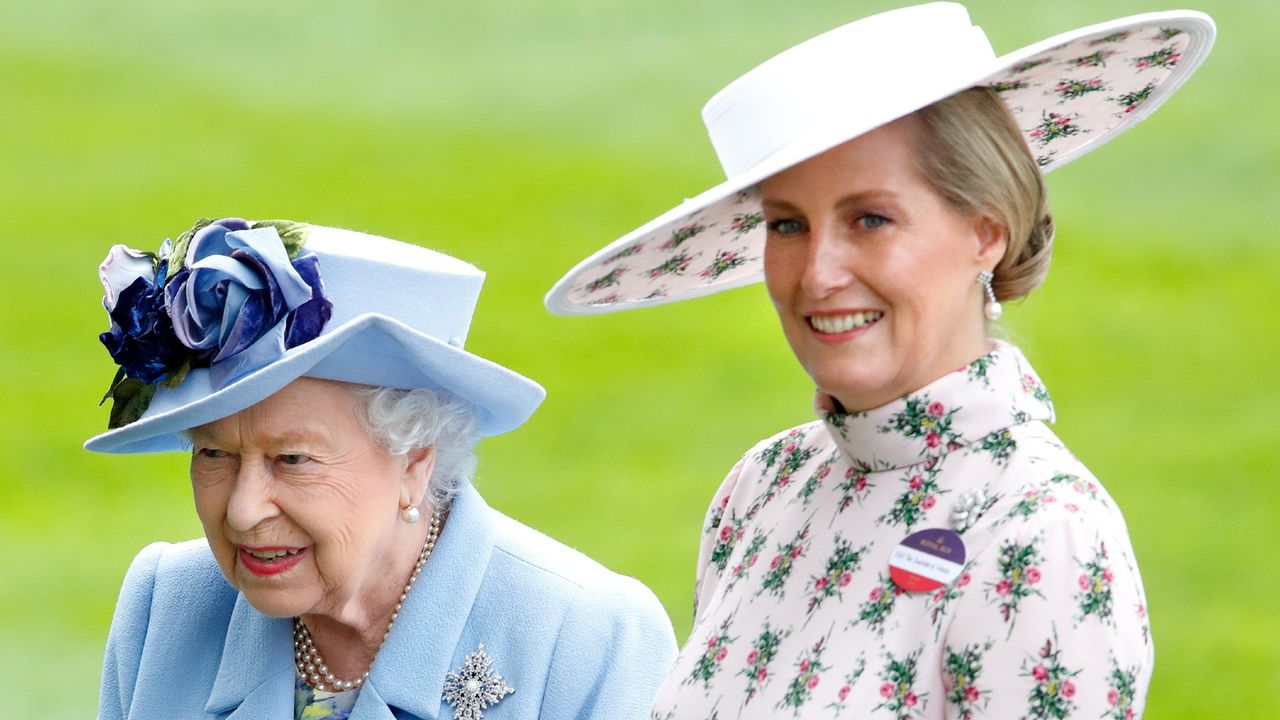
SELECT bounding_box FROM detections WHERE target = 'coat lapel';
[205,594,295,718]
[361,484,497,720]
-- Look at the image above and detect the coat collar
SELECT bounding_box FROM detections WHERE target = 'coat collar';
[817,341,1055,471]
[205,483,497,720]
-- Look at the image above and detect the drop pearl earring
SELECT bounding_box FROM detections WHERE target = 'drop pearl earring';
[977,270,1002,321]
[401,504,422,524]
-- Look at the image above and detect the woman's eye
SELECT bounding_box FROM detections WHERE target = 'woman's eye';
[278,454,310,466]
[197,448,228,459]
[767,218,807,235]
[858,213,891,230]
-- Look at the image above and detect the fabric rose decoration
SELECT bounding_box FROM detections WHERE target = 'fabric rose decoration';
[97,217,332,428]
[98,243,184,385]
[165,218,329,362]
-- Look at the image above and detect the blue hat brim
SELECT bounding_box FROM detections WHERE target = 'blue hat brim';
[84,314,545,454]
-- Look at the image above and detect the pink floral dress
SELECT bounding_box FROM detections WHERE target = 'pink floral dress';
[650,342,1151,719]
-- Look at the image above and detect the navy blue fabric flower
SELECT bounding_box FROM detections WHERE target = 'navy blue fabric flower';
[98,275,185,385]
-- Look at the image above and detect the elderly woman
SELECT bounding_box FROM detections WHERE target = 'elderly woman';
[91,218,676,719]
[546,4,1214,718]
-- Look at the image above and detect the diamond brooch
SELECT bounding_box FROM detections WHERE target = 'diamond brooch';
[443,643,515,720]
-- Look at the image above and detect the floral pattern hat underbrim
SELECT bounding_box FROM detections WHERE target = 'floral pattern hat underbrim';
[545,9,1214,315]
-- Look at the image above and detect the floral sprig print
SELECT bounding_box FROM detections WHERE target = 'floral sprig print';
[603,243,642,264]
[1066,49,1116,68]
[699,249,752,281]
[825,656,866,712]
[724,530,767,591]
[878,468,944,530]
[704,493,729,537]
[1053,77,1107,102]
[777,637,830,714]
[589,293,621,305]
[943,642,991,720]
[1002,486,1058,524]
[986,537,1045,634]
[1104,656,1140,719]
[1021,635,1081,719]
[1111,81,1156,114]
[874,648,928,719]
[758,523,811,598]
[661,222,707,251]
[739,623,788,705]
[834,463,875,515]
[708,509,747,574]
[1154,26,1184,41]
[990,78,1030,93]
[878,395,962,457]
[1134,45,1181,70]
[684,617,736,689]
[795,450,840,506]
[1021,372,1053,406]
[1011,58,1052,73]
[1028,111,1084,147]
[585,266,626,293]
[978,429,1017,466]
[755,430,820,507]
[1075,543,1116,625]
[853,574,905,634]
[1089,31,1131,45]
[928,571,972,639]
[727,212,764,236]
[804,534,869,616]
[647,251,694,279]
[967,355,993,386]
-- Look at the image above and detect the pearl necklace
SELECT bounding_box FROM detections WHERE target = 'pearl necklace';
[293,511,442,693]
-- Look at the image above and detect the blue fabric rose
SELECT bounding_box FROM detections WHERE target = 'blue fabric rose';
[98,244,185,384]
[165,218,331,365]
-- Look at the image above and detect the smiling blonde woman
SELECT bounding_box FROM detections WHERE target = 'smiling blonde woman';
[547,3,1214,718]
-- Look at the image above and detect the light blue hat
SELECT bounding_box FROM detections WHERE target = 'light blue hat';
[86,219,545,454]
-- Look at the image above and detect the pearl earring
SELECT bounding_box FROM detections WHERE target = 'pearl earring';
[401,504,422,524]
[977,270,1002,321]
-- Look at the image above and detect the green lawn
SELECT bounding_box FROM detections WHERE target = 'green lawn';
[2,0,1276,716]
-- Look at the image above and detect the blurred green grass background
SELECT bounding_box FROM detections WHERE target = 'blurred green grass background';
[1,0,1276,716]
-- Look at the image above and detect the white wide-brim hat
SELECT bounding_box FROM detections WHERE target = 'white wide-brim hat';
[87,224,545,454]
[545,2,1215,315]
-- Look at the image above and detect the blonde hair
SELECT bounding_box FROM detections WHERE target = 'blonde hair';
[910,87,1055,302]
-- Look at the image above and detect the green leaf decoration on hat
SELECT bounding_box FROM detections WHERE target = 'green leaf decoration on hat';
[107,378,158,430]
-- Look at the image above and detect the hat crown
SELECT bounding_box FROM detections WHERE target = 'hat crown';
[702,2,995,177]
[303,226,482,350]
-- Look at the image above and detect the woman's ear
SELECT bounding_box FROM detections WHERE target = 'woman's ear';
[399,446,437,510]
[973,215,1009,268]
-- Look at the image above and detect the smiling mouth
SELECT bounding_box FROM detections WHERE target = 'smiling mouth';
[244,547,304,561]
[808,310,884,334]
[238,546,308,576]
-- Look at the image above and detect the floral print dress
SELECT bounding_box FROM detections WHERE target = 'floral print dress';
[294,672,358,720]
[650,342,1152,719]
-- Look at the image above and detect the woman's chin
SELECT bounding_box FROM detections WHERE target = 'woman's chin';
[238,586,314,618]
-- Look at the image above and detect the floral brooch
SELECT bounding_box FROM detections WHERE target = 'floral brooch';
[97,217,332,428]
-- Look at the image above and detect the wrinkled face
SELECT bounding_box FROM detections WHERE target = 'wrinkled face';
[189,377,417,619]
[761,116,1005,412]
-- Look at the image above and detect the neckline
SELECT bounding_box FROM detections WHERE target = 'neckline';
[817,341,1055,471]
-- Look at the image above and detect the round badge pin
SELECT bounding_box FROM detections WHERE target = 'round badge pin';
[888,528,967,592]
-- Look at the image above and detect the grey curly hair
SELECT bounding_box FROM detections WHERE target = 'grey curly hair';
[355,386,480,512]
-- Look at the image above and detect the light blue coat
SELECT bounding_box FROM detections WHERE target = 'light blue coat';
[99,484,678,719]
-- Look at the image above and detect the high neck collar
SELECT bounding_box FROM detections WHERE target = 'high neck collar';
[817,341,1055,472]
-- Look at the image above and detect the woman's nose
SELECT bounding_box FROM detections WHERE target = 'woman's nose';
[799,226,854,299]
[225,459,280,532]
